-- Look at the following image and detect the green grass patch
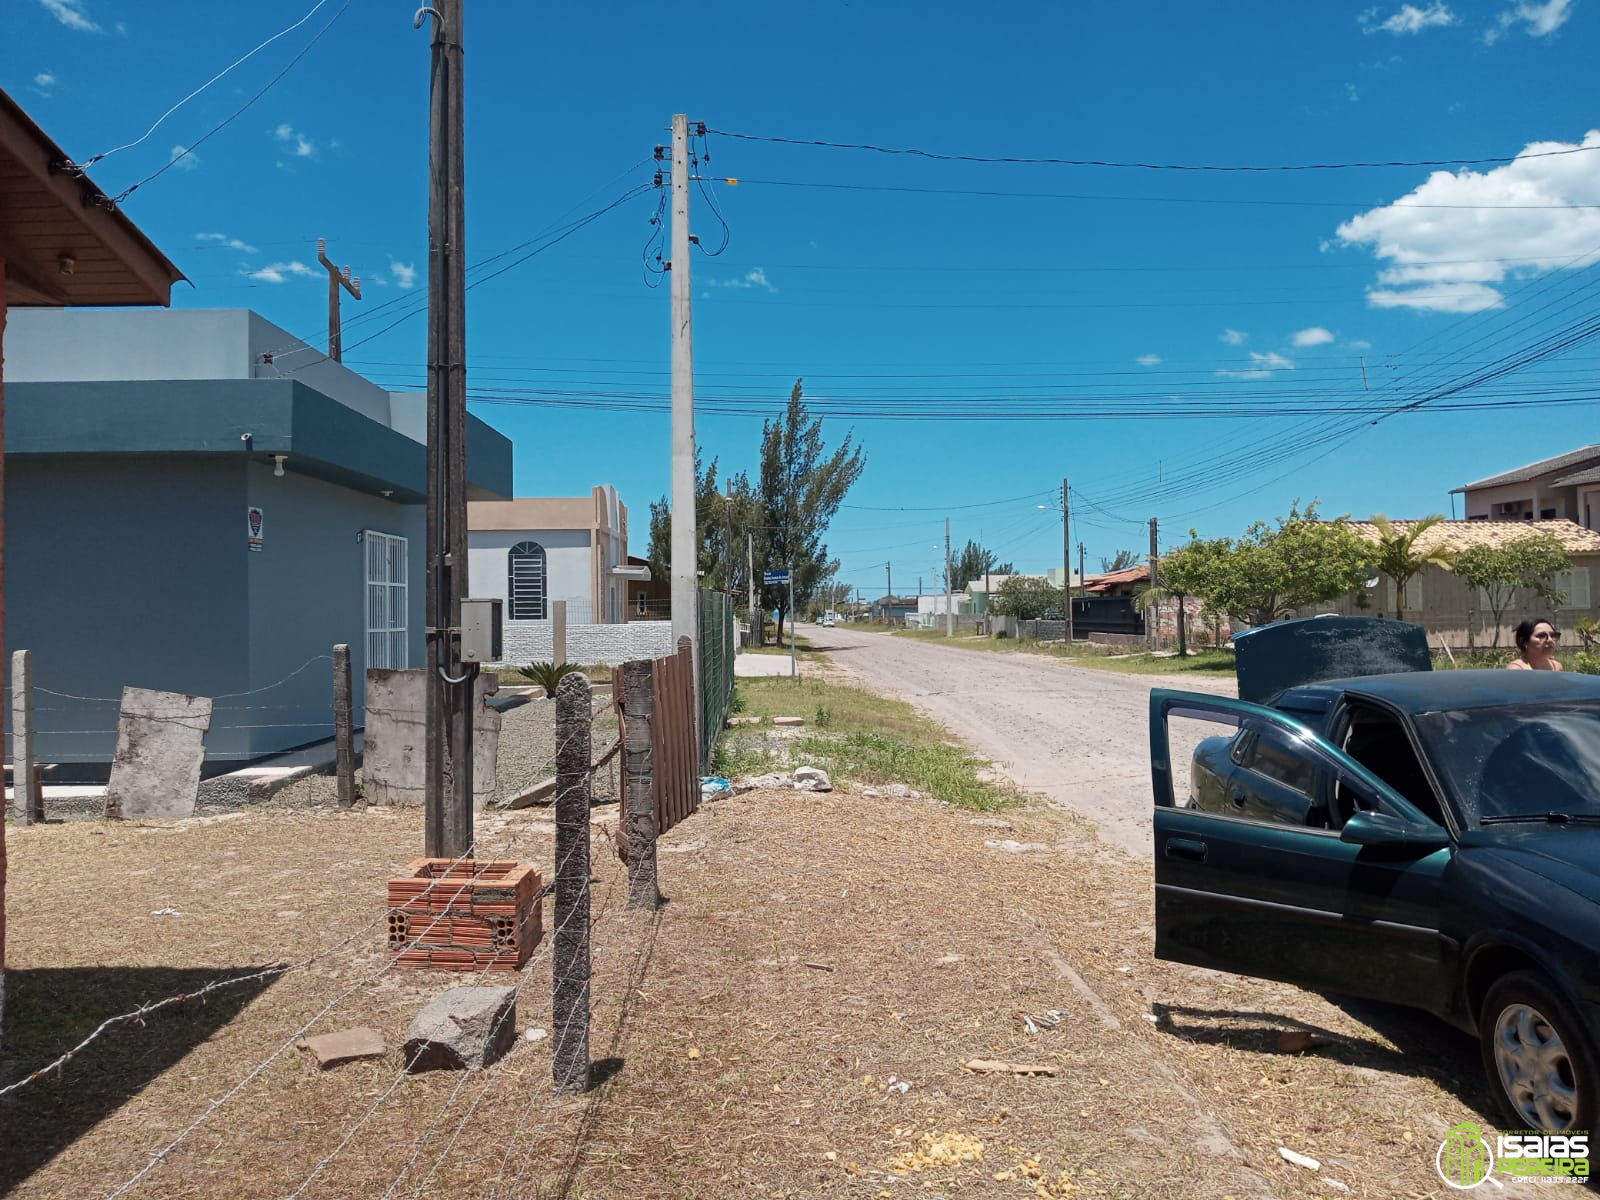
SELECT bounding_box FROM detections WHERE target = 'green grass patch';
[712,675,1015,812]
[1069,649,1238,675]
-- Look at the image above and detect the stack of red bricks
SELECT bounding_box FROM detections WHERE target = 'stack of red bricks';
[387,859,542,972]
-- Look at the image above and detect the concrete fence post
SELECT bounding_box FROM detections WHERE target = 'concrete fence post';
[552,600,568,667]
[333,644,356,808]
[10,650,37,825]
[620,659,660,910]
[552,671,592,1092]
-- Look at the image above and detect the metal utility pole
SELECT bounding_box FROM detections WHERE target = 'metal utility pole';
[668,113,701,747]
[1062,478,1074,645]
[420,0,473,859]
[945,518,954,637]
[317,238,362,362]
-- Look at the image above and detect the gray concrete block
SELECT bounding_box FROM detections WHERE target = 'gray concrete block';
[364,669,499,808]
[403,986,517,1072]
[105,688,213,820]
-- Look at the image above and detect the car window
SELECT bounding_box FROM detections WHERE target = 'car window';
[1413,701,1600,824]
[1240,726,1318,795]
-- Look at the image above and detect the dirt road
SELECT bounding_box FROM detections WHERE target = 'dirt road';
[805,624,1236,857]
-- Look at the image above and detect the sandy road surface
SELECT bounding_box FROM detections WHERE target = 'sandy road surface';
[805,624,1236,858]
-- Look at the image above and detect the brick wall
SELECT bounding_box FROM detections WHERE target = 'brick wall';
[499,620,675,667]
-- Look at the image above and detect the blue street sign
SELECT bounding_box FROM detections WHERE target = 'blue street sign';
[763,570,790,585]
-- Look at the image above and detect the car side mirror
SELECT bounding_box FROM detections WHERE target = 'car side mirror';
[1340,810,1450,851]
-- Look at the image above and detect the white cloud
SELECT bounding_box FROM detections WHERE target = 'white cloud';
[709,267,778,293]
[1217,351,1295,380]
[390,261,417,290]
[1136,354,1162,366]
[1336,129,1600,313]
[1291,327,1335,347]
[33,71,57,94]
[1348,339,1374,350]
[1220,328,1248,345]
[1485,0,1573,42]
[273,124,317,157]
[1346,83,1361,103]
[246,261,318,284]
[197,232,257,253]
[169,145,199,171]
[38,0,100,32]
[1359,3,1455,34]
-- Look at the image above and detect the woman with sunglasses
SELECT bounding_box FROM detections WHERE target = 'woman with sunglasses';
[1507,618,1564,671]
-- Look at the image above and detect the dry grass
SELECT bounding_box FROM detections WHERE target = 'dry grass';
[1,785,1504,1199]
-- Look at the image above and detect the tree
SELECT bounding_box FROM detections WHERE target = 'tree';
[758,379,867,643]
[1368,513,1455,620]
[1191,502,1372,628]
[648,452,763,608]
[1100,549,1141,573]
[989,576,1063,620]
[949,540,1015,593]
[1453,533,1571,648]
[1131,539,1227,656]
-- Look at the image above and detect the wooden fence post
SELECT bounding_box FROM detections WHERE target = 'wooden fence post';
[11,650,37,825]
[620,659,660,910]
[552,671,591,1092]
[333,644,356,808]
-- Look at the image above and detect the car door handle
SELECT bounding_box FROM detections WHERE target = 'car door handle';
[1165,837,1207,863]
[1229,788,1246,806]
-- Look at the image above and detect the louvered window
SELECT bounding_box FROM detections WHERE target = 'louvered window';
[508,541,548,620]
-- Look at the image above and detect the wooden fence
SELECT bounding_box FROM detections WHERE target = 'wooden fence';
[613,637,699,840]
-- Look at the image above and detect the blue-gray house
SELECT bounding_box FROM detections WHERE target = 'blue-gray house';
[3,308,513,772]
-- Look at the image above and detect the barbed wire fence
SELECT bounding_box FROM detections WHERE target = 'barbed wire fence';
[4,642,707,1198]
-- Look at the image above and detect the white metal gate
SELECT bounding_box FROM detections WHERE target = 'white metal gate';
[366,531,409,668]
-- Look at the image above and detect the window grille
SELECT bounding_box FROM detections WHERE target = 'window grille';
[365,531,409,668]
[508,541,548,620]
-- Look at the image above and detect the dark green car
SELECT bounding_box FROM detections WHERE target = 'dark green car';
[1151,617,1600,1135]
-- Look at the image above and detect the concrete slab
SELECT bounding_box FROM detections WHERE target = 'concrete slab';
[364,670,500,807]
[734,653,797,678]
[105,688,213,820]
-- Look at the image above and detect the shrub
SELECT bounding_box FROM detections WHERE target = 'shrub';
[1572,651,1600,676]
[524,661,584,696]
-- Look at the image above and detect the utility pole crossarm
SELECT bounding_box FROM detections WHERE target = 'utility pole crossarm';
[317,237,363,363]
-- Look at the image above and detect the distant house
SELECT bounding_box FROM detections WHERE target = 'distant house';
[624,555,670,621]
[5,308,513,768]
[872,595,919,623]
[1083,564,1150,597]
[964,573,1046,615]
[468,487,634,626]
[1310,518,1600,648]
[1455,444,1600,532]
[915,592,972,624]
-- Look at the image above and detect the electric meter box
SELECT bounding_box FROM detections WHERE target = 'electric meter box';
[460,598,503,663]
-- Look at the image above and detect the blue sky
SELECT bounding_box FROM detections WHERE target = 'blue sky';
[6,0,1599,599]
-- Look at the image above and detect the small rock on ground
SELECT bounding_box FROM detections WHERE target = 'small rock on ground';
[404,987,518,1073]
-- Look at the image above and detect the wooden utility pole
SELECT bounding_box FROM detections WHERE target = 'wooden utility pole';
[668,113,701,747]
[420,0,473,859]
[317,238,362,362]
[1062,478,1074,645]
[944,518,954,637]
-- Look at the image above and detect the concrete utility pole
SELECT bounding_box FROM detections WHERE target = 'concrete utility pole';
[317,238,361,362]
[945,518,954,637]
[724,478,735,600]
[746,533,755,631]
[1149,516,1161,651]
[1077,540,1086,599]
[885,562,892,609]
[420,0,473,859]
[1062,478,1074,645]
[668,113,701,736]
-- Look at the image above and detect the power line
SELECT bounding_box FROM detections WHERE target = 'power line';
[706,126,1600,173]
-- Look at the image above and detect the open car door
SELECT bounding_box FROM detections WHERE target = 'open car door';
[1150,689,1454,1011]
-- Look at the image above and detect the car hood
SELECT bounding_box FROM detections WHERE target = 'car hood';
[1463,826,1600,906]
[1232,615,1431,705]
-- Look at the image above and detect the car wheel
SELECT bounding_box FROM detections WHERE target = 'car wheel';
[1479,970,1598,1134]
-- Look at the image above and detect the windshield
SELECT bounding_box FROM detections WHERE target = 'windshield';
[1413,701,1600,826]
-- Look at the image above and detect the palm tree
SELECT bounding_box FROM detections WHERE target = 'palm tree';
[1369,514,1455,620]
